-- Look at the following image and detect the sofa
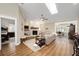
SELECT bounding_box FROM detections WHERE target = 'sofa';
[44,34,56,45]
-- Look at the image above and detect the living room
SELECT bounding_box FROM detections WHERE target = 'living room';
[0,3,79,56]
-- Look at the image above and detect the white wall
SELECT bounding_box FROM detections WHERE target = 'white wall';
[0,19,1,50]
[77,18,79,32]
[40,21,55,35]
[0,4,25,47]
[16,7,25,44]
[0,4,18,18]
[25,20,55,35]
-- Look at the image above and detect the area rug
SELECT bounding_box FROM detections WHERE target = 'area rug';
[23,39,42,52]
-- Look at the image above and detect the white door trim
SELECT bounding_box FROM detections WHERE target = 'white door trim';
[0,15,18,50]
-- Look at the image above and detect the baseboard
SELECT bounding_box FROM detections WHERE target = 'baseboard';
[0,50,1,54]
[15,42,20,46]
[0,46,1,50]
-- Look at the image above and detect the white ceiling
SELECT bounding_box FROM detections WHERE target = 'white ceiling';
[19,3,79,22]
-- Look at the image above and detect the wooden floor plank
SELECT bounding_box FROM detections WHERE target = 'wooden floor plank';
[0,37,73,56]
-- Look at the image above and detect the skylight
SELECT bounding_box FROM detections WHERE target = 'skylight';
[45,3,58,15]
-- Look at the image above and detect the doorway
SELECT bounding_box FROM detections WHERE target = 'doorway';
[0,16,17,55]
[55,20,77,37]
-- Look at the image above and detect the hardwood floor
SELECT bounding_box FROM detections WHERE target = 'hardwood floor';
[30,37,73,56]
[0,50,1,54]
[0,37,73,56]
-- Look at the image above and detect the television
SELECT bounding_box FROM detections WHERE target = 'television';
[24,25,29,29]
[32,31,38,35]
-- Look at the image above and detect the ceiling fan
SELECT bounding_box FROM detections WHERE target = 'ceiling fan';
[40,14,48,21]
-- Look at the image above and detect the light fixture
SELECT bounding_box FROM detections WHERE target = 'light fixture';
[45,3,58,15]
[40,14,48,21]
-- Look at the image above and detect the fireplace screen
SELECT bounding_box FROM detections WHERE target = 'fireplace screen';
[32,31,38,35]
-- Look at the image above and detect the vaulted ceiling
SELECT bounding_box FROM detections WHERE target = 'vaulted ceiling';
[19,3,79,22]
